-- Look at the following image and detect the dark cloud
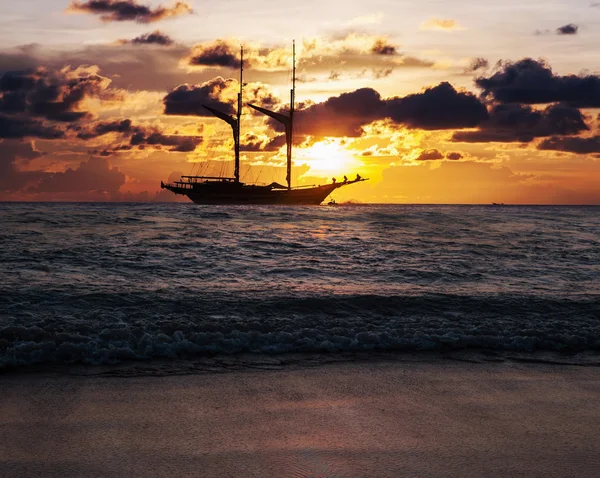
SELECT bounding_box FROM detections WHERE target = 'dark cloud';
[130,130,201,152]
[122,30,174,46]
[386,82,488,130]
[76,118,202,152]
[0,114,65,139]
[163,77,237,116]
[240,133,265,152]
[0,66,116,122]
[240,133,300,152]
[294,88,387,137]
[272,83,487,138]
[188,41,242,68]
[475,58,600,106]
[446,152,463,160]
[538,136,600,154]
[465,57,489,73]
[557,24,578,35]
[417,149,444,161]
[0,46,40,77]
[76,119,136,139]
[163,77,279,118]
[416,150,463,161]
[67,0,193,23]
[371,39,397,56]
[452,103,588,143]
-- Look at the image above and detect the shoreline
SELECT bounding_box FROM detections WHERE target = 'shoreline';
[2,349,600,378]
[2,357,599,477]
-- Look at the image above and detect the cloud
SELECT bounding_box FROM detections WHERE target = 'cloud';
[0,141,125,197]
[371,39,398,56]
[130,130,201,152]
[386,82,488,130]
[0,66,117,122]
[269,82,487,138]
[415,149,464,161]
[452,103,588,143]
[465,57,489,74]
[184,35,433,77]
[164,77,237,116]
[75,118,202,152]
[67,0,193,23]
[557,24,578,35]
[0,43,197,93]
[163,77,279,117]
[33,156,125,194]
[475,58,600,106]
[0,114,65,139]
[420,18,465,31]
[0,140,46,192]
[187,41,242,69]
[120,30,174,46]
[446,152,463,160]
[293,88,387,137]
[416,149,444,161]
[75,118,137,140]
[538,135,600,154]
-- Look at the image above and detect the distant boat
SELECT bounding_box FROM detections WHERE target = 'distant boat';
[161,42,367,205]
[492,202,505,206]
[327,198,337,206]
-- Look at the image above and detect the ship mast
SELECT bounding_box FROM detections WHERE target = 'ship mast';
[235,46,243,183]
[248,41,296,190]
[202,45,243,183]
[287,40,295,190]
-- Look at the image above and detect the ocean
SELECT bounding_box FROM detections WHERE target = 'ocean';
[1,203,599,370]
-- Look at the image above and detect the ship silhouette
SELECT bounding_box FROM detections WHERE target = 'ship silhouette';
[161,42,367,205]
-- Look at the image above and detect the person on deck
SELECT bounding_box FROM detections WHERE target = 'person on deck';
[343,176,348,183]
[355,174,362,181]
[332,177,337,184]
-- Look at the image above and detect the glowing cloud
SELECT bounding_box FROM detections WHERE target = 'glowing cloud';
[420,18,465,31]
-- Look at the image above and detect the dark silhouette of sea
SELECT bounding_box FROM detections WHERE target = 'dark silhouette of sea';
[1,203,599,370]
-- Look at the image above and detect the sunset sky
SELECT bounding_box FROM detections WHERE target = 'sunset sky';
[1,0,600,203]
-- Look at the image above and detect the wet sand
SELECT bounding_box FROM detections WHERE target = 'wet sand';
[1,358,600,477]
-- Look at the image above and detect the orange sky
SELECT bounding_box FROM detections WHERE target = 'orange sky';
[1,0,600,203]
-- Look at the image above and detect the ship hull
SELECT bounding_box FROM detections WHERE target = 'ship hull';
[163,182,342,205]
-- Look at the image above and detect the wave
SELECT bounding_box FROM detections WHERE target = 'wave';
[2,293,599,369]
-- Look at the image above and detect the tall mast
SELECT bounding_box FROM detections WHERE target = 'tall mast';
[287,40,295,190]
[234,45,243,183]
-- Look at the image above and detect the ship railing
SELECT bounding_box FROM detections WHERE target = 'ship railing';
[168,176,238,188]
[290,184,319,189]
[180,176,236,181]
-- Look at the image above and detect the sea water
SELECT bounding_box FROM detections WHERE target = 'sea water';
[1,203,599,369]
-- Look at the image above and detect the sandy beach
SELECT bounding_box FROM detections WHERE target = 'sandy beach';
[1,357,599,477]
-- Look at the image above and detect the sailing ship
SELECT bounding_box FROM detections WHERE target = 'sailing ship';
[160,42,367,205]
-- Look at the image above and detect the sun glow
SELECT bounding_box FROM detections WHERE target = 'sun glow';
[296,139,362,176]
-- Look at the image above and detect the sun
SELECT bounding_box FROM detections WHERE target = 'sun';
[296,139,362,176]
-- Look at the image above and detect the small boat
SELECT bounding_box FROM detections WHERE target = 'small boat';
[492,202,505,206]
[327,198,337,206]
[161,42,367,205]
